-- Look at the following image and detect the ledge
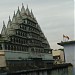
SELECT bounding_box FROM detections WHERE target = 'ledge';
[57,40,75,46]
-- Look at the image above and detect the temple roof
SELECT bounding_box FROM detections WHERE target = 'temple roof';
[11,4,37,24]
[1,4,39,37]
[0,4,51,54]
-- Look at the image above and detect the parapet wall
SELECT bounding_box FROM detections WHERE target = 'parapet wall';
[6,63,73,75]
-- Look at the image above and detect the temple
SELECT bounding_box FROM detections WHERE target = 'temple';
[0,4,53,72]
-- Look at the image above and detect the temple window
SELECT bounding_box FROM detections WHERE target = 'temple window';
[0,44,2,50]
[25,20,27,24]
[20,25,22,28]
[8,45,10,50]
[22,25,24,29]
[31,48,34,52]
[18,31,19,35]
[24,26,26,30]
[16,38,18,43]
[5,44,7,50]
[11,45,13,50]
[16,31,18,35]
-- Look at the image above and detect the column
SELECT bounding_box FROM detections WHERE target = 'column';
[43,71,47,75]
[2,43,5,50]
[32,72,37,75]
[39,72,42,75]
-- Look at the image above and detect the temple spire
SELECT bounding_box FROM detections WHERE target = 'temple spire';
[31,9,34,18]
[26,5,28,10]
[7,16,12,28]
[13,11,16,17]
[16,6,21,18]
[1,21,7,35]
[26,5,31,16]
[22,3,24,7]
[21,3,26,14]
[3,21,5,26]
[9,16,11,21]
[12,11,17,23]
[18,6,20,11]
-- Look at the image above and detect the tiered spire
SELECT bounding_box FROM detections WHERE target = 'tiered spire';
[13,11,16,17]
[20,3,27,19]
[16,6,21,18]
[21,3,26,14]
[7,16,12,28]
[26,5,31,16]
[12,11,17,23]
[3,21,5,26]
[3,4,37,27]
[31,9,34,18]
[16,6,23,23]
[1,21,7,36]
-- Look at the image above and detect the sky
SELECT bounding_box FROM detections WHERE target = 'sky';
[0,0,74,49]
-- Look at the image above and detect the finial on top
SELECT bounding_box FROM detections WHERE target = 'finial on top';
[27,4,28,9]
[18,6,20,11]
[9,16,10,19]
[31,9,33,14]
[31,9,34,18]
[9,16,11,21]
[22,3,24,7]
[3,21,5,26]
[1,20,6,35]
[13,11,15,17]
[31,9,32,12]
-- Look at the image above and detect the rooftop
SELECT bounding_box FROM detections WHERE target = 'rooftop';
[57,40,75,46]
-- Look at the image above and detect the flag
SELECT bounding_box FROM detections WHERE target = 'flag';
[63,34,69,40]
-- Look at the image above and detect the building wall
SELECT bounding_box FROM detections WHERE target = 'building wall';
[52,50,64,64]
[64,44,75,74]
[0,51,6,67]
[0,50,53,61]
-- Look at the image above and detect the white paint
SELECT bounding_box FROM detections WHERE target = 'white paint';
[64,44,75,74]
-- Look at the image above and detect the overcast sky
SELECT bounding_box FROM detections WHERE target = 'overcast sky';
[0,0,74,49]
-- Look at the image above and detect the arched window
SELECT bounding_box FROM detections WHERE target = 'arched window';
[22,25,24,29]
[16,38,18,43]
[5,44,7,50]
[20,25,22,28]
[24,20,25,23]
[23,47,24,51]
[0,44,2,50]
[8,45,10,50]
[14,38,15,43]
[24,26,26,30]
[17,31,20,35]
[16,31,18,35]
[22,32,24,36]
[31,48,34,52]
[11,45,13,50]
[19,39,20,43]
[25,20,27,24]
